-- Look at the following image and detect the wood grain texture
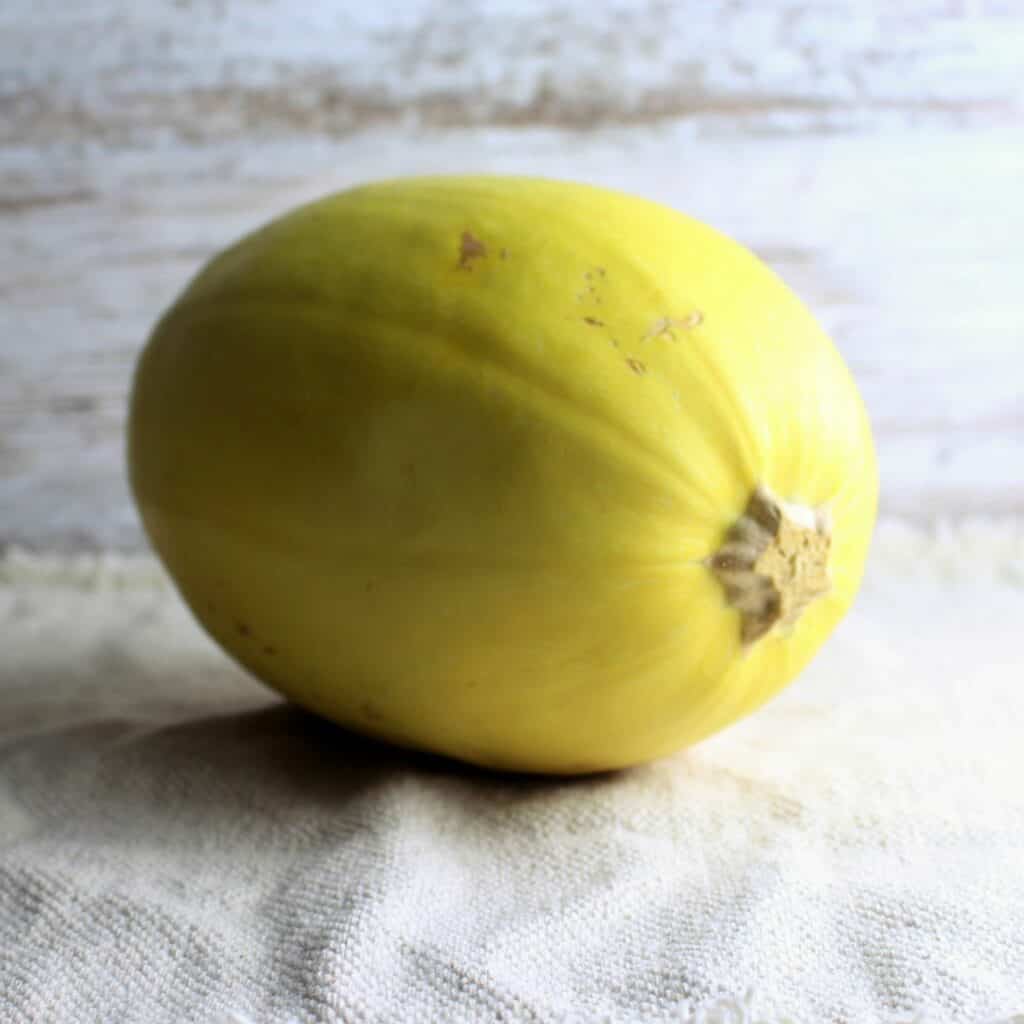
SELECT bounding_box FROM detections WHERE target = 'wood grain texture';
[3,0,1023,144]
[2,1,1023,550]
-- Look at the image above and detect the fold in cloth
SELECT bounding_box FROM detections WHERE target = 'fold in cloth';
[1,521,1023,1023]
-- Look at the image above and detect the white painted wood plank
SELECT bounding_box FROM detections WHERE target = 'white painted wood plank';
[2,127,1022,548]
[2,0,1023,146]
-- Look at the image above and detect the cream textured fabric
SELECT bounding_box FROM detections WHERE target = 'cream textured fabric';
[1,522,1023,1024]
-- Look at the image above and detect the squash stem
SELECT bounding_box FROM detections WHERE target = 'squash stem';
[706,484,831,646]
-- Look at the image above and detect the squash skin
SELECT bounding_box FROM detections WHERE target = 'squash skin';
[128,175,877,774]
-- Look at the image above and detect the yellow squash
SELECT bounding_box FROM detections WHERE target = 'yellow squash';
[128,176,877,774]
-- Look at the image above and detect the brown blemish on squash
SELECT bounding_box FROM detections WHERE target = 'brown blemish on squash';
[499,247,509,260]
[644,311,704,342]
[235,621,250,637]
[262,644,277,656]
[626,358,647,375]
[458,230,487,269]
[578,268,604,304]
[583,316,604,327]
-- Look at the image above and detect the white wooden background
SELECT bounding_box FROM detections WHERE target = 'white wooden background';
[2,0,1022,550]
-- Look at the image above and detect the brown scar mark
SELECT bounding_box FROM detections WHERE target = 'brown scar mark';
[458,230,487,269]
[235,621,251,637]
[262,645,277,656]
[626,358,647,375]
[499,247,509,260]
[644,311,704,341]
[583,316,604,327]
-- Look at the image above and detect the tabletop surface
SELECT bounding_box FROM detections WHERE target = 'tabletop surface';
[2,0,1022,550]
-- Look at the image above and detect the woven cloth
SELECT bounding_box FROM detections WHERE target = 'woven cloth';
[1,522,1022,1023]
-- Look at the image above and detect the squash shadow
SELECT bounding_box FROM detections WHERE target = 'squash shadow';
[2,664,620,845]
